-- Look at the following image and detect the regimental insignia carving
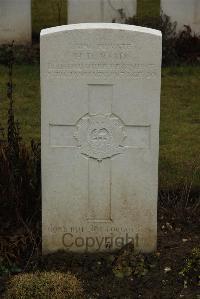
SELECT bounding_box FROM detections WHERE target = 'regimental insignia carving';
[74,114,127,160]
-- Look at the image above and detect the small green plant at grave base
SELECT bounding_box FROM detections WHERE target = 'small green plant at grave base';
[5,271,84,299]
[0,259,21,277]
[0,260,10,276]
[112,243,157,279]
[179,247,200,288]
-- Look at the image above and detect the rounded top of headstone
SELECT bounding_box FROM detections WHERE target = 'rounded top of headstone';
[40,23,162,38]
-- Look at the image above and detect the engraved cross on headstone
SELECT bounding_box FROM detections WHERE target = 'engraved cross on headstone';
[50,84,150,222]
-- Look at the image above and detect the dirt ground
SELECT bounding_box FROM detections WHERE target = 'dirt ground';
[1,202,199,299]
[40,213,199,298]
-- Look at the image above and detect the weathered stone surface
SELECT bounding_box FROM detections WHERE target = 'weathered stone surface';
[161,0,200,34]
[0,0,31,45]
[68,0,137,24]
[41,23,162,253]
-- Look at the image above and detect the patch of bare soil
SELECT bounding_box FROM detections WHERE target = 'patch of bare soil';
[0,206,199,299]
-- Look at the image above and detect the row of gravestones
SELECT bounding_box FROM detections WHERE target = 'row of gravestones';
[0,0,200,45]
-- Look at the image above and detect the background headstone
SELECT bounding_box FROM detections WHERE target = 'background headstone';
[68,0,137,24]
[161,0,200,34]
[0,0,31,45]
[41,23,162,253]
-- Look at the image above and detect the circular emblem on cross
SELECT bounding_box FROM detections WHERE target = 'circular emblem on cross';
[74,114,127,161]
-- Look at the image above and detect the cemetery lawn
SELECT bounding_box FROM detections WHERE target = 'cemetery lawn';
[32,0,68,37]
[137,0,160,17]
[32,0,160,36]
[160,66,200,191]
[31,0,160,36]
[0,65,199,192]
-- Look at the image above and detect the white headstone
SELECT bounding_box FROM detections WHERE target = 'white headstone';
[68,0,137,24]
[161,0,200,34]
[41,23,162,253]
[0,0,31,45]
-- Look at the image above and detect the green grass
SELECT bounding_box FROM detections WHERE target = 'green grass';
[137,0,160,18]
[32,0,67,36]
[31,0,162,37]
[31,0,161,36]
[0,65,40,141]
[0,65,199,191]
[160,66,200,190]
